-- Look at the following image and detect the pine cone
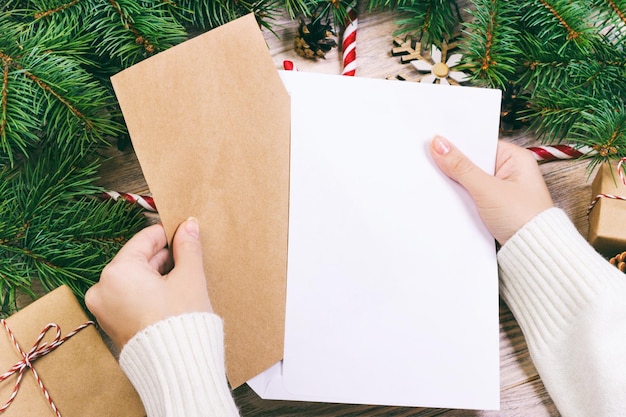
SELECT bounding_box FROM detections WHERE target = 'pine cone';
[294,15,337,59]
[500,81,531,134]
[609,251,626,272]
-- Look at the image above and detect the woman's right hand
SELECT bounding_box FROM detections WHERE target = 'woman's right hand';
[429,135,554,245]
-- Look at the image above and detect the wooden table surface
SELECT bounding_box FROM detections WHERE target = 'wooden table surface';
[97,7,597,417]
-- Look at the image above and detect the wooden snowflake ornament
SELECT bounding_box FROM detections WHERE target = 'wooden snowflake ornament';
[391,37,423,63]
[412,45,469,85]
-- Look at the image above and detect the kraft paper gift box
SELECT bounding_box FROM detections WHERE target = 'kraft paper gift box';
[0,285,145,417]
[588,162,626,257]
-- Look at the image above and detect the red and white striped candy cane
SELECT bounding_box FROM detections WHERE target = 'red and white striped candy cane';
[341,2,358,76]
[527,144,596,162]
[101,191,157,212]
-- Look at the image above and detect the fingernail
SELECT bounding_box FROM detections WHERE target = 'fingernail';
[432,135,451,156]
[185,217,200,239]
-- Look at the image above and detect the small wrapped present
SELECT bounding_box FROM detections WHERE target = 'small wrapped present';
[0,285,145,417]
[588,162,626,257]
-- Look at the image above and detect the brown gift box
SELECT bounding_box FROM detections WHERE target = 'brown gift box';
[0,285,145,417]
[588,162,626,257]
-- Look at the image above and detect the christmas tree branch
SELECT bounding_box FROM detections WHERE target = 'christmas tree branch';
[521,0,597,49]
[0,48,120,164]
[573,101,626,155]
[1,60,7,142]
[91,0,187,67]
[604,0,626,25]
[460,0,519,89]
[396,0,461,47]
[537,0,582,41]
[34,0,82,20]
[0,51,92,129]
[0,146,146,316]
[283,0,312,20]
[107,0,157,54]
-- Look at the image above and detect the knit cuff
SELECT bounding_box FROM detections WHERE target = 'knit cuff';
[119,313,239,417]
[497,207,622,351]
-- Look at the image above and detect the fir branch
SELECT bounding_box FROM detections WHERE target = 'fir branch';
[0,14,121,164]
[171,0,305,33]
[590,0,626,47]
[0,47,121,164]
[460,0,521,89]
[593,0,626,26]
[520,34,626,97]
[520,0,597,50]
[1,61,8,147]
[538,0,583,41]
[570,100,626,172]
[33,0,81,19]
[572,101,626,153]
[8,1,97,67]
[90,0,187,68]
[606,0,626,24]
[309,0,351,32]
[169,0,242,30]
[526,92,587,143]
[366,0,414,10]
[233,0,285,33]
[107,0,158,54]
[0,146,146,316]
[395,0,461,48]
[283,0,312,19]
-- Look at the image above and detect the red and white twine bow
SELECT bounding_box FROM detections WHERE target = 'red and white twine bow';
[588,157,626,215]
[0,319,94,416]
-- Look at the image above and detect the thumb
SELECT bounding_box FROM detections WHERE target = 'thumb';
[171,217,205,276]
[429,135,493,198]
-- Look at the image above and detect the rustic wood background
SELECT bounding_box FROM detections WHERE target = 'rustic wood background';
[97,6,598,416]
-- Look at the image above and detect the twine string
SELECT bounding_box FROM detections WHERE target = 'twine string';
[0,319,94,416]
[587,157,626,216]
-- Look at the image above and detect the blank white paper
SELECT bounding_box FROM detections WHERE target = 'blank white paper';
[275,71,501,410]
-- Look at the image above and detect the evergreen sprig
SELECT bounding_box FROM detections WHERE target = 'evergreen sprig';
[367,0,414,10]
[0,15,118,166]
[457,0,626,169]
[0,145,145,316]
[89,0,187,68]
[395,0,461,48]
[460,0,520,89]
[172,0,286,32]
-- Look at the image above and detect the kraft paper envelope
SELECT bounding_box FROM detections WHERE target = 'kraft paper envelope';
[248,71,501,410]
[110,14,290,388]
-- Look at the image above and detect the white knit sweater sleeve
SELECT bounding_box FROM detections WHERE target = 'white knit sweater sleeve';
[498,207,626,417]
[119,313,240,417]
